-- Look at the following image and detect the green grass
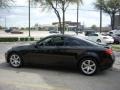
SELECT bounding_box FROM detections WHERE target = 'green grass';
[112,44,120,52]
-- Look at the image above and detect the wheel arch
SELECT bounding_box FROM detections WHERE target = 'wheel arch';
[77,52,100,68]
[7,51,22,63]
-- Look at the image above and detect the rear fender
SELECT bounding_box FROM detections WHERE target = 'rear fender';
[77,52,100,63]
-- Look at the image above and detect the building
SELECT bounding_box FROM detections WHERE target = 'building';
[34,24,58,31]
[52,21,82,31]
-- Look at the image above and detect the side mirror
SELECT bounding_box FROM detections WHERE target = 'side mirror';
[34,43,38,48]
[34,42,44,48]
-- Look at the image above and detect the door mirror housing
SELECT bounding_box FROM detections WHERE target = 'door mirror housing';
[35,42,44,48]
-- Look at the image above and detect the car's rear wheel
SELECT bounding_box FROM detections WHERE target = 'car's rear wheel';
[9,53,22,68]
[79,58,98,76]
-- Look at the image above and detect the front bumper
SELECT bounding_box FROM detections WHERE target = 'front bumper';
[5,52,9,63]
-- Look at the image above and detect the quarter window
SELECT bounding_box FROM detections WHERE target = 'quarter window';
[38,37,54,46]
[52,37,64,46]
[65,38,87,46]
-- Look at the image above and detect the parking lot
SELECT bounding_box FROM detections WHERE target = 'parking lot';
[0,42,120,90]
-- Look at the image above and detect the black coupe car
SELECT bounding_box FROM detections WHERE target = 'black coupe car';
[5,35,115,75]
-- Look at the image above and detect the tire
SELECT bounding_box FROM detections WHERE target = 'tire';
[79,58,98,76]
[8,53,23,68]
[116,41,120,44]
[97,39,101,43]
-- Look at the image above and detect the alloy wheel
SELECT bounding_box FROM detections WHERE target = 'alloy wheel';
[9,54,22,68]
[81,60,96,75]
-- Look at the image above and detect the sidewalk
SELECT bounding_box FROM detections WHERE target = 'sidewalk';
[113,52,120,71]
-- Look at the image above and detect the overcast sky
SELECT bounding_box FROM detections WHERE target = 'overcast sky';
[0,0,110,28]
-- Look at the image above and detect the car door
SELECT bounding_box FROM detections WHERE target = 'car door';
[27,36,59,65]
[56,37,88,68]
[58,37,88,67]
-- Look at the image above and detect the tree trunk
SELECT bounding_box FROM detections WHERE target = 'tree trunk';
[118,10,120,26]
[57,14,62,34]
[55,11,62,34]
[62,1,65,35]
[111,12,115,30]
[62,9,65,34]
[50,2,62,34]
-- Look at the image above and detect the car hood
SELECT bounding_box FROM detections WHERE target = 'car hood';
[11,44,33,51]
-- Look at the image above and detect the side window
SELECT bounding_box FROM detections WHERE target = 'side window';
[52,37,64,46]
[65,38,87,46]
[87,33,98,36]
[109,32,113,35]
[38,37,54,46]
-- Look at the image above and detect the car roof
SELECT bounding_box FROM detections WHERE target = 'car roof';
[47,34,86,40]
[47,34,73,38]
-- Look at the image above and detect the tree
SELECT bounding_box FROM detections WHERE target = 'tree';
[91,25,97,30]
[33,0,82,34]
[94,0,120,30]
[0,0,13,8]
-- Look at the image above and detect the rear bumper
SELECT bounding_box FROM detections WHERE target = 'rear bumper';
[100,54,115,70]
[100,61,114,70]
[104,39,114,44]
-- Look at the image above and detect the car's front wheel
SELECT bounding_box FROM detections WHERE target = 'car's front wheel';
[9,53,23,68]
[79,58,98,76]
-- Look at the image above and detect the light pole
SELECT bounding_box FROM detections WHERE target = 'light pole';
[76,2,79,35]
[62,0,66,34]
[5,16,6,29]
[119,9,120,27]
[100,7,102,33]
[28,0,31,37]
[100,0,103,33]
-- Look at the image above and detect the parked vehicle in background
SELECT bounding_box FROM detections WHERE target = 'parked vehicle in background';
[84,30,96,36]
[5,28,13,33]
[85,33,114,44]
[5,35,115,76]
[49,30,59,34]
[111,34,120,44]
[11,30,23,34]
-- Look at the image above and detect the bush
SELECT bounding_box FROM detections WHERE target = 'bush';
[0,37,18,42]
[30,37,34,41]
[20,37,34,41]
[0,37,34,42]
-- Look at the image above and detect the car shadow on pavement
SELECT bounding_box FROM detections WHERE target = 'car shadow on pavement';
[0,62,119,90]
[0,61,109,76]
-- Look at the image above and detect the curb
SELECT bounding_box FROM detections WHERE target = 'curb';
[111,67,120,72]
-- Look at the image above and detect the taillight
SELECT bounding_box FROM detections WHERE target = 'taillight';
[104,49,113,55]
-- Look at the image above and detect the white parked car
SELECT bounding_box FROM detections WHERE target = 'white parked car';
[85,33,114,44]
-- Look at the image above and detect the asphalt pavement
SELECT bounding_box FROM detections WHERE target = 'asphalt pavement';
[0,42,120,90]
